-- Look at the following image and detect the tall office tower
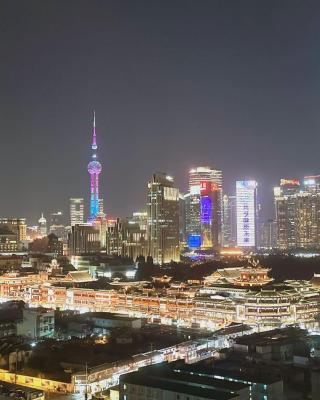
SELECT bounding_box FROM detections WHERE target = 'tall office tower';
[147,173,180,264]
[38,213,47,237]
[70,198,84,226]
[259,219,277,249]
[179,193,187,243]
[184,193,191,242]
[274,179,300,249]
[295,192,320,249]
[236,180,258,248]
[187,167,223,249]
[222,195,237,247]
[199,181,220,248]
[87,111,102,221]
[0,218,27,242]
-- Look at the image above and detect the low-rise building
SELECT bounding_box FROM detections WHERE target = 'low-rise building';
[17,308,54,339]
[119,363,248,400]
[179,360,284,400]
[83,312,142,330]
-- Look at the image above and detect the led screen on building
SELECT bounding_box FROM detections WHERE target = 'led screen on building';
[236,180,257,247]
[188,234,201,248]
[200,196,212,224]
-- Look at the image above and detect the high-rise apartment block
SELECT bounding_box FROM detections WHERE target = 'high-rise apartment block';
[147,173,180,264]
[70,198,84,226]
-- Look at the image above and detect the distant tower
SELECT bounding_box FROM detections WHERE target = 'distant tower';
[70,198,84,226]
[38,213,47,237]
[87,111,102,221]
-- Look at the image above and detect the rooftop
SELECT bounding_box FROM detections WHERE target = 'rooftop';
[234,327,307,347]
[83,312,140,322]
[180,360,281,385]
[121,373,239,400]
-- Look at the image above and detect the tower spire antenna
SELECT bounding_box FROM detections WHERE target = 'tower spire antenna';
[92,109,97,150]
[87,111,102,221]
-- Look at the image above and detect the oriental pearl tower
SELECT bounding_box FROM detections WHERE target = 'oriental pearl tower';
[87,111,102,222]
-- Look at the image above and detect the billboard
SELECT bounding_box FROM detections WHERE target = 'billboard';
[188,234,201,248]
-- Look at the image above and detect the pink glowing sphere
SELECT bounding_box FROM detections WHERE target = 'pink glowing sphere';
[87,160,102,174]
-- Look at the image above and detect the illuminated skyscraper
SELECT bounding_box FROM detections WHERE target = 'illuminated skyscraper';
[70,198,84,226]
[274,179,300,249]
[236,180,258,247]
[274,176,320,250]
[199,181,220,248]
[38,213,47,237]
[147,173,180,264]
[87,111,102,221]
[186,166,222,248]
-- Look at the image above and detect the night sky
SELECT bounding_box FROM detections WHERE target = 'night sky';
[1,0,320,224]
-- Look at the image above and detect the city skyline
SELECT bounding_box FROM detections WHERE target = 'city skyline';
[2,3,320,397]
[1,1,320,223]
